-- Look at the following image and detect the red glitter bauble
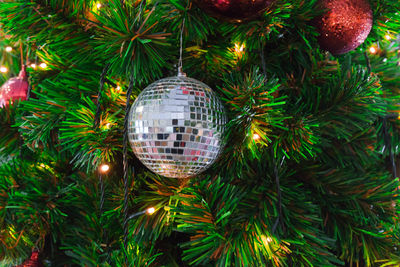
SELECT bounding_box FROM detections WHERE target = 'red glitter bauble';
[193,0,274,22]
[0,65,29,108]
[313,0,373,55]
[15,251,44,267]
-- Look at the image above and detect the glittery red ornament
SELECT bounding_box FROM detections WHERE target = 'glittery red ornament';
[15,251,44,267]
[313,0,373,55]
[0,65,29,108]
[193,0,274,22]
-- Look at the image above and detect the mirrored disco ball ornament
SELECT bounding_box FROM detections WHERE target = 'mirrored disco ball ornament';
[128,72,226,178]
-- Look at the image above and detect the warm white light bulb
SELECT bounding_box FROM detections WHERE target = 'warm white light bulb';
[253,133,260,141]
[235,43,244,52]
[261,235,273,245]
[0,66,8,73]
[146,207,155,215]
[40,63,47,69]
[234,43,245,56]
[30,63,37,69]
[96,3,102,9]
[369,46,377,54]
[100,164,110,173]
[5,46,12,52]
[116,85,121,91]
[385,34,391,41]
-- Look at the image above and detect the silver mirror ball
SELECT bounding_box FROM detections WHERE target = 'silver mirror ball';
[128,74,227,178]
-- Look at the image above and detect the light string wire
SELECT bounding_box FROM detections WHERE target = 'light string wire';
[121,2,149,263]
[259,38,285,234]
[383,116,397,179]
[123,77,134,264]
[94,64,111,263]
[94,63,110,129]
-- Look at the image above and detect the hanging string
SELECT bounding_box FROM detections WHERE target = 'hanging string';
[25,38,30,68]
[19,41,24,69]
[123,77,135,263]
[178,17,185,74]
[19,41,25,161]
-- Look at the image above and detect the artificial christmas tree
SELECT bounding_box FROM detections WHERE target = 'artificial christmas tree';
[1,0,400,266]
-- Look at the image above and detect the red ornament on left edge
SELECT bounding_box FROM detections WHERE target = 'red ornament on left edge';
[15,251,44,267]
[0,65,29,108]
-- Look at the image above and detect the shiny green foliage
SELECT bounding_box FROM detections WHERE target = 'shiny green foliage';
[307,166,400,266]
[220,68,286,159]
[93,0,171,81]
[0,105,19,161]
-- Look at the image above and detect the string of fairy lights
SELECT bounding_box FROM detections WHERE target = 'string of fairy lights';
[368,33,397,55]
[98,162,156,218]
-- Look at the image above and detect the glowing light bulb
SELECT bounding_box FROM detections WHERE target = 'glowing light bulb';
[96,3,102,9]
[234,43,245,57]
[39,63,47,69]
[5,46,12,52]
[116,85,121,91]
[385,34,391,41]
[0,66,8,73]
[30,63,37,69]
[100,164,110,173]
[261,235,273,245]
[235,43,244,52]
[369,46,377,54]
[146,207,155,215]
[253,133,260,141]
